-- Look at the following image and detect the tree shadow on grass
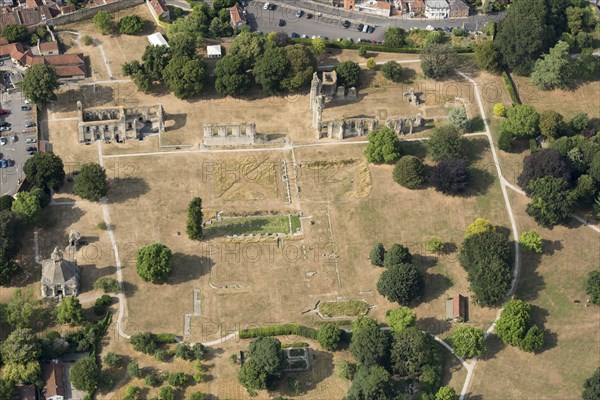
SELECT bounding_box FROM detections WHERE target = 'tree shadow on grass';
[464,167,495,197]
[478,332,506,361]
[464,137,488,164]
[412,254,438,269]
[168,254,213,285]
[515,250,545,302]
[529,305,557,353]
[401,140,428,159]
[273,349,334,398]
[417,317,452,336]
[419,272,452,304]
[108,177,150,203]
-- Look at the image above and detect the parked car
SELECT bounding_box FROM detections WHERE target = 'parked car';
[11,134,16,142]
[0,126,10,132]
[0,137,6,146]
[0,109,9,115]
[21,106,31,111]
[295,9,303,17]
[0,122,10,128]
[263,2,270,10]
[25,122,36,128]
[306,13,313,19]
[25,137,37,144]
[1,159,7,168]
[291,32,300,38]
[367,25,375,34]
[357,23,364,32]
[242,9,248,16]
[362,24,369,33]
[26,146,37,152]
[342,20,351,29]
[278,19,285,26]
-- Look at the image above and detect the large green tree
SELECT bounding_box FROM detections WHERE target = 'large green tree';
[539,110,564,139]
[0,380,16,400]
[282,44,316,92]
[500,104,540,138]
[377,263,423,305]
[0,328,40,365]
[1,24,28,43]
[55,297,85,325]
[345,365,392,400]
[163,55,207,99]
[393,155,427,189]
[23,152,65,191]
[420,43,456,79]
[383,244,412,267]
[142,44,170,82]
[531,41,572,90]
[517,149,571,192]
[253,45,290,94]
[349,319,389,366]
[136,243,173,283]
[390,327,442,379]
[495,299,532,346]
[239,337,284,390]
[427,125,465,162]
[119,15,144,35]
[93,11,114,35]
[526,177,575,226]
[317,323,342,351]
[230,31,266,68]
[382,60,403,83]
[73,163,108,202]
[335,61,361,87]
[450,326,485,358]
[582,367,600,400]
[384,27,407,48]
[11,191,42,226]
[0,211,23,285]
[4,289,40,329]
[364,127,402,164]
[19,64,59,108]
[214,54,251,96]
[71,356,101,392]
[474,40,502,73]
[186,197,203,240]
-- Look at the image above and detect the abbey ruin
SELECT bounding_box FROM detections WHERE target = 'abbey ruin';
[203,123,257,147]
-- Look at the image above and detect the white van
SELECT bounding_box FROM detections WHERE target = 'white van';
[362,24,369,33]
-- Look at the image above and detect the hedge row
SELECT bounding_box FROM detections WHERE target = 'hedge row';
[154,333,177,343]
[290,38,474,54]
[239,324,317,340]
[502,70,522,105]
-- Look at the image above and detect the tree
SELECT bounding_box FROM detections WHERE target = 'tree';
[386,306,416,333]
[531,41,572,90]
[93,11,114,35]
[334,360,356,380]
[349,321,389,366]
[142,44,170,82]
[192,343,206,360]
[576,48,600,81]
[317,323,342,351]
[0,328,41,365]
[393,155,427,189]
[377,263,423,305]
[55,297,85,325]
[19,64,59,108]
[495,1,555,75]
[335,61,361,87]
[582,367,600,400]
[586,270,600,306]
[447,107,468,131]
[1,362,41,384]
[186,197,203,241]
[169,35,197,58]
[230,31,266,68]
[369,242,385,267]
[0,211,23,285]
[420,43,456,79]
[0,380,16,400]
[526,177,575,226]
[240,337,284,390]
[435,386,457,400]
[474,40,502,73]
[390,327,441,379]
[465,218,494,239]
[495,299,531,347]
[346,365,392,400]
[163,55,207,99]
[430,159,470,195]
[1,24,28,43]
[358,47,367,58]
[519,230,543,253]
[382,61,403,83]
[127,360,143,378]
[253,45,289,94]
[238,359,267,391]
[364,127,402,164]
[574,175,596,204]
[11,191,42,226]
[570,112,590,134]
[215,54,251,96]
[425,236,444,253]
[519,325,544,353]
[159,386,176,400]
[167,372,188,388]
[73,163,108,201]
[4,289,40,329]
[136,243,173,283]
[122,59,143,76]
[312,38,326,54]
[539,110,564,139]
[427,125,465,162]
[498,130,513,152]
[493,103,507,117]
[282,44,316,92]
[366,57,377,70]
[384,27,406,48]
[103,352,123,368]
[450,326,485,358]
[383,244,412,267]
[500,104,540,138]
[189,393,206,400]
[518,149,571,192]
[119,15,144,35]
[23,152,65,191]
[0,195,13,211]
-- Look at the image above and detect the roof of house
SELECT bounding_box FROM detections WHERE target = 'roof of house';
[41,247,79,286]
[54,64,86,77]
[229,5,245,25]
[448,0,469,9]
[147,32,169,47]
[376,0,392,10]
[445,294,467,320]
[15,384,37,400]
[207,44,222,57]
[150,0,168,15]
[34,53,84,66]
[38,40,59,52]
[425,0,449,9]
[42,362,65,398]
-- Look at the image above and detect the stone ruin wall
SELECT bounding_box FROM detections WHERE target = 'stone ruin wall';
[203,123,256,147]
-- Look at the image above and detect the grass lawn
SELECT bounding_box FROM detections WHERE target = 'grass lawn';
[318,300,370,317]
[206,215,294,236]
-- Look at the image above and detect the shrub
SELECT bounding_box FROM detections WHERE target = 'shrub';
[358,47,367,57]
[103,352,122,368]
[498,130,513,152]
[464,218,494,239]
[369,242,385,267]
[518,325,544,353]
[382,61,402,82]
[335,360,356,380]
[586,270,600,306]
[81,35,93,46]
[127,360,143,378]
[386,306,416,333]
[425,236,444,253]
[144,373,163,386]
[393,156,427,189]
[93,277,118,293]
[502,71,521,104]
[519,230,543,253]
[317,323,342,351]
[366,57,376,69]
[493,103,506,117]
[186,197,203,240]
[97,221,107,230]
[167,372,188,388]
[154,350,170,362]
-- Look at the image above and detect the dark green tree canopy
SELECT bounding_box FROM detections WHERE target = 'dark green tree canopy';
[495,299,532,346]
[282,44,316,92]
[142,44,170,82]
[253,45,290,94]
[335,61,361,87]
[383,244,412,267]
[1,24,28,43]
[317,323,342,351]
[390,327,442,379]
[427,124,465,162]
[345,365,392,400]
[163,55,207,99]
[474,40,502,74]
[73,163,108,202]
[119,15,144,35]
[136,243,173,283]
[23,152,65,191]
[393,155,427,189]
[0,328,41,365]
[369,242,386,267]
[518,149,572,192]
[430,159,470,195]
[451,326,485,359]
[583,367,600,400]
[364,127,402,164]
[377,263,423,305]
[382,60,403,83]
[539,110,564,139]
[526,177,575,226]
[349,321,390,366]
[384,27,407,48]
[186,197,203,241]
[71,356,101,392]
[586,270,600,306]
[241,337,284,389]
[55,297,85,325]
[420,43,456,79]
[19,64,60,108]
[460,230,511,272]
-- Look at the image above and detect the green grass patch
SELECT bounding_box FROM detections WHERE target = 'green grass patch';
[318,300,369,317]
[206,215,294,236]
[291,216,301,233]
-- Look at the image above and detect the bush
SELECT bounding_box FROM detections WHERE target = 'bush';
[498,130,513,152]
[382,61,403,82]
[425,236,444,253]
[186,197,203,240]
[495,299,531,347]
[127,361,143,378]
[519,230,543,253]
[167,372,188,388]
[154,350,170,362]
[335,360,356,380]
[518,325,544,353]
[317,323,342,351]
[493,103,506,117]
[502,71,521,104]
[369,242,385,267]
[81,35,93,46]
[386,306,416,333]
[393,156,427,189]
[93,294,112,315]
[586,270,600,306]
[465,218,494,239]
[358,47,367,57]
[366,57,376,70]
[103,352,123,368]
[451,326,485,358]
[92,277,118,293]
